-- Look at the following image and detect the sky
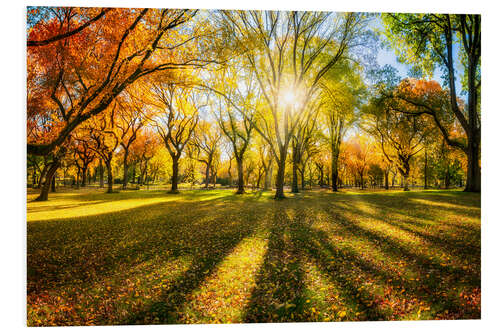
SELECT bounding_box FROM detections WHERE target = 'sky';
[372,16,464,94]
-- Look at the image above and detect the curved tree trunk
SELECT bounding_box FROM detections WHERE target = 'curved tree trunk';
[35,161,59,201]
[37,164,48,189]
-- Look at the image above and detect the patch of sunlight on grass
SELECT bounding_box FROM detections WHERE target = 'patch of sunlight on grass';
[410,198,480,211]
[181,232,269,324]
[27,196,180,222]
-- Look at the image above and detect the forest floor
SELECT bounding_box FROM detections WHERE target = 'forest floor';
[26,187,481,326]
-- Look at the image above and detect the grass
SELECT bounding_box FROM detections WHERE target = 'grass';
[26,187,481,326]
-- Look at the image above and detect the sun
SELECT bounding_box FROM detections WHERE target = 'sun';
[282,90,296,105]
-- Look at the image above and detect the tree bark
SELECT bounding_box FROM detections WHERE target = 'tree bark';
[331,152,339,192]
[465,141,480,192]
[170,156,180,193]
[292,161,299,193]
[51,173,56,192]
[275,158,286,199]
[264,159,273,191]
[37,163,48,189]
[384,169,389,190]
[236,158,245,194]
[35,161,59,201]
[122,151,129,190]
[106,161,113,193]
[99,159,104,188]
[81,166,87,187]
[204,163,210,189]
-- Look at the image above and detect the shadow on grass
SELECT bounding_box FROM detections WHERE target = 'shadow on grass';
[27,189,480,324]
[243,204,307,323]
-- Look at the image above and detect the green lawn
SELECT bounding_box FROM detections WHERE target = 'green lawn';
[26,188,481,326]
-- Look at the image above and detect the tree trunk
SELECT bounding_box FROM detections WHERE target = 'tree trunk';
[236,158,245,194]
[170,156,180,193]
[122,151,129,190]
[81,166,87,187]
[106,161,113,193]
[51,173,56,192]
[275,158,286,199]
[99,160,104,188]
[264,159,273,191]
[131,163,136,184]
[403,171,410,191]
[292,160,299,193]
[464,141,480,192]
[300,169,305,190]
[331,154,338,192]
[35,161,59,201]
[204,163,210,189]
[318,166,324,187]
[424,149,429,189]
[384,170,389,190]
[75,167,81,189]
[37,164,48,189]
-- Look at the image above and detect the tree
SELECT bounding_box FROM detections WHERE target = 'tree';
[115,89,148,189]
[383,14,480,192]
[344,136,374,189]
[211,65,255,194]
[319,60,363,191]
[219,10,370,198]
[27,7,219,158]
[85,104,120,193]
[72,134,96,187]
[150,79,201,193]
[193,121,222,188]
[363,92,434,191]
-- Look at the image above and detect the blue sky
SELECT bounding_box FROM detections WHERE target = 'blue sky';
[372,16,464,94]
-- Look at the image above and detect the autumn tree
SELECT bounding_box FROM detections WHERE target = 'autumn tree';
[115,89,149,189]
[85,104,120,193]
[319,60,363,191]
[210,65,256,194]
[27,7,222,159]
[344,136,374,189]
[382,14,480,192]
[218,10,370,198]
[150,79,201,193]
[192,121,222,188]
[363,92,435,191]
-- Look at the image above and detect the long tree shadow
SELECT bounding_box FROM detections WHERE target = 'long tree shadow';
[286,205,392,321]
[318,200,480,318]
[337,198,481,272]
[243,203,307,323]
[124,198,270,325]
[27,195,269,310]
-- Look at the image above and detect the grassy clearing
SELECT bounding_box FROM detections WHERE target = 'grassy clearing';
[26,188,480,326]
